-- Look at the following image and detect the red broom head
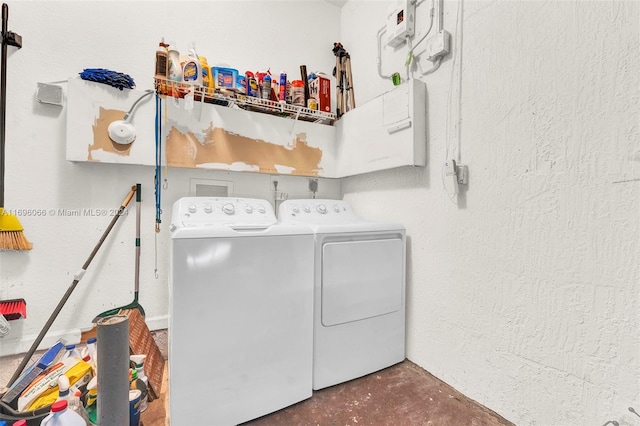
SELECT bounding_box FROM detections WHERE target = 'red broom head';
[0,298,27,320]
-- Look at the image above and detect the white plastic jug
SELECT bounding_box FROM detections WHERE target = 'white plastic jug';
[60,344,82,361]
[40,399,87,426]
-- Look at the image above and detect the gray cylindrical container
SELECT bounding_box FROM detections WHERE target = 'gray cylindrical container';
[96,315,130,426]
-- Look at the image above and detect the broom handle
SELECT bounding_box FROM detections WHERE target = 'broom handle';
[6,186,137,388]
[0,3,9,207]
[134,183,141,295]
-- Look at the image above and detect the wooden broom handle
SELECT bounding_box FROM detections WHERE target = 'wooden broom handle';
[80,185,136,270]
[6,185,137,388]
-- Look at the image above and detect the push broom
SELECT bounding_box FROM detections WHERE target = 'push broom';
[0,3,30,250]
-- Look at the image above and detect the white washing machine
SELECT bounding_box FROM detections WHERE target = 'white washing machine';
[170,197,314,425]
[278,199,406,390]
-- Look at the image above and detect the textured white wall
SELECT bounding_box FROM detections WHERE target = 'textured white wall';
[0,1,341,356]
[341,0,640,424]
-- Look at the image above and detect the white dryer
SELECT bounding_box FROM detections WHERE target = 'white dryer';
[170,197,314,425]
[278,199,406,390]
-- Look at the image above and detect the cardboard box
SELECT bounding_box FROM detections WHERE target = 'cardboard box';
[309,74,331,113]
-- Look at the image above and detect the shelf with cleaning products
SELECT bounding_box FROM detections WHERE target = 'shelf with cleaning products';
[153,78,337,126]
[67,77,425,180]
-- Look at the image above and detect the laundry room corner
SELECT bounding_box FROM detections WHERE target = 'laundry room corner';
[0,0,638,425]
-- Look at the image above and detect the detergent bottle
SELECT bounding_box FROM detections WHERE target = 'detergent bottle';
[200,55,214,96]
[182,48,202,87]
[40,400,86,426]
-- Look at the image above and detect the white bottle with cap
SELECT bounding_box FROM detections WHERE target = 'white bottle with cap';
[130,355,149,412]
[130,355,148,387]
[56,375,71,403]
[40,399,86,426]
[83,337,98,373]
[60,344,82,361]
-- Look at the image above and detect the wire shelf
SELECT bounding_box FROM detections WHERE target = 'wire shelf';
[154,78,336,125]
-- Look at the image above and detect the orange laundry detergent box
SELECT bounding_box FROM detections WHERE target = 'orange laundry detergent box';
[309,73,331,113]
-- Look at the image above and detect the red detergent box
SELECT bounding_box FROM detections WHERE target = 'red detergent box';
[309,74,331,113]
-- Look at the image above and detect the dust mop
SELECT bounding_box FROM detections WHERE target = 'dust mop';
[0,4,30,250]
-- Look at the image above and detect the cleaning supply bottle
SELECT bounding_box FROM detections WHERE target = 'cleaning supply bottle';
[129,369,148,413]
[130,355,148,409]
[154,39,168,80]
[84,377,97,425]
[83,337,97,373]
[61,344,82,361]
[40,400,86,426]
[166,44,183,98]
[130,355,147,384]
[167,47,182,82]
[182,49,202,87]
[199,55,213,96]
[262,74,272,100]
[69,390,91,425]
[56,375,71,403]
[245,71,258,97]
[155,39,169,95]
[85,337,97,360]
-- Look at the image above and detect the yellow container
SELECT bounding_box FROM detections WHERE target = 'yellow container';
[200,55,214,96]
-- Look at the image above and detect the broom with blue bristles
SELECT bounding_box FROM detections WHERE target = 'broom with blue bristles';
[0,3,30,250]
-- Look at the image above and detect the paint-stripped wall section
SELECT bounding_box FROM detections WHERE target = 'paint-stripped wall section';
[66,78,337,177]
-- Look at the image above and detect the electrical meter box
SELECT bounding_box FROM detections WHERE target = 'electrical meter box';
[386,0,415,48]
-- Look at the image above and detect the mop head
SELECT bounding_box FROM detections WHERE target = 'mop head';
[0,208,32,250]
[79,68,135,90]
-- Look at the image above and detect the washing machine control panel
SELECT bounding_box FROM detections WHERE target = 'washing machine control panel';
[172,197,276,229]
[278,199,358,224]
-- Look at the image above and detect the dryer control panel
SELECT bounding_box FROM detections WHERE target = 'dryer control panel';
[278,199,359,224]
[172,197,276,228]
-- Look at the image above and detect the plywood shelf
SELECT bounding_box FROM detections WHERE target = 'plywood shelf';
[66,78,426,179]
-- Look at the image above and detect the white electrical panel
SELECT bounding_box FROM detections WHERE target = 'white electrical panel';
[386,0,415,48]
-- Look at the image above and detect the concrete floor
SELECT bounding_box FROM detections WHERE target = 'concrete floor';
[1,330,513,426]
[243,360,512,426]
